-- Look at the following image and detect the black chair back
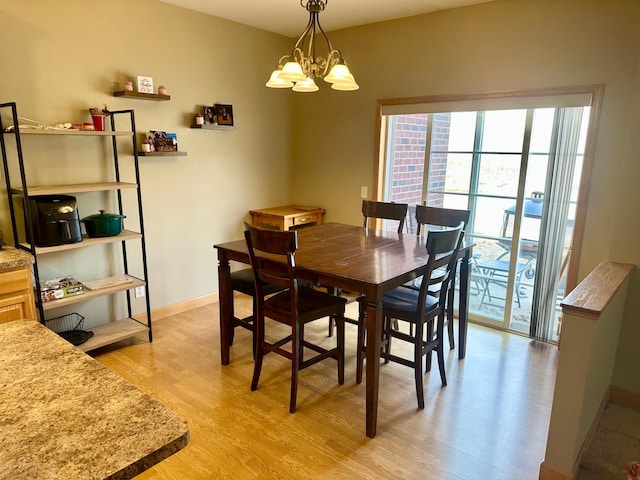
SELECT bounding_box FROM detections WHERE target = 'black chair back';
[362,200,409,233]
[416,223,465,314]
[415,205,470,236]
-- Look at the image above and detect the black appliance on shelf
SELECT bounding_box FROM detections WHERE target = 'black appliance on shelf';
[28,195,82,247]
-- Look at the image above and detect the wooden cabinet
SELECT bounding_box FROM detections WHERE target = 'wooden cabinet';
[0,102,151,351]
[249,205,325,231]
[0,264,36,324]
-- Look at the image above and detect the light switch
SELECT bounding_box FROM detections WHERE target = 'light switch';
[360,186,368,199]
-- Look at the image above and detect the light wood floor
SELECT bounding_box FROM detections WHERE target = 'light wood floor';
[93,298,559,479]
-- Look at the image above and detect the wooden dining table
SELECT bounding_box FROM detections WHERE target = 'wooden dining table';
[214,222,473,438]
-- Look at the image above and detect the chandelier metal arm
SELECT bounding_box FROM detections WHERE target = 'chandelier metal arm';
[290,0,338,79]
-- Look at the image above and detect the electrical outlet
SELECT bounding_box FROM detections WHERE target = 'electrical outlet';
[135,286,145,298]
[360,186,368,199]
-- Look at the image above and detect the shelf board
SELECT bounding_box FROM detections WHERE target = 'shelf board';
[21,230,142,254]
[113,90,170,101]
[138,151,187,157]
[15,129,132,136]
[78,317,149,352]
[42,275,145,311]
[190,124,235,131]
[11,182,138,196]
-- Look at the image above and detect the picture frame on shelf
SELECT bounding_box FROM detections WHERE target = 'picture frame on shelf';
[149,130,178,152]
[145,132,156,151]
[215,104,233,126]
[136,76,154,94]
[203,106,216,124]
[154,137,176,152]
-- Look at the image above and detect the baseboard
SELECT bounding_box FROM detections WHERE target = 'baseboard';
[539,461,572,480]
[133,292,218,323]
[609,385,640,411]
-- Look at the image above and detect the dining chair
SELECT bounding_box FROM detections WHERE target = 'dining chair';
[327,200,409,338]
[361,223,464,409]
[245,224,346,413]
[362,200,409,233]
[412,205,471,349]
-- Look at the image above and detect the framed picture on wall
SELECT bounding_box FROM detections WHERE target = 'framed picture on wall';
[215,104,234,126]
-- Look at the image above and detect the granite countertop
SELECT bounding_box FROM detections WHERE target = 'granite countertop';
[0,320,190,479]
[0,246,34,271]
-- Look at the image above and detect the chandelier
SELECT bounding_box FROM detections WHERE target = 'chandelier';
[265,0,359,92]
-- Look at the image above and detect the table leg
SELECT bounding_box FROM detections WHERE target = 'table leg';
[218,257,232,365]
[365,299,383,438]
[458,248,472,359]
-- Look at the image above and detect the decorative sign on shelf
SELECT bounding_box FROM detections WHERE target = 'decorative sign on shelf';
[136,76,154,94]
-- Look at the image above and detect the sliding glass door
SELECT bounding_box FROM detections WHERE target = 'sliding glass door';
[380,101,590,342]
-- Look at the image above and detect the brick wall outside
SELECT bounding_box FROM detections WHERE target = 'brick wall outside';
[389,114,427,206]
[389,113,452,208]
[427,113,452,207]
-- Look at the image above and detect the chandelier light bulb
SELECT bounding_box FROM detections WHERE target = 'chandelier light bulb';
[292,77,319,93]
[266,69,294,88]
[331,74,359,91]
[324,63,351,84]
[278,62,306,82]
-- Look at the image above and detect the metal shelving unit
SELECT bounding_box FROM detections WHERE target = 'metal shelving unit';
[0,102,152,351]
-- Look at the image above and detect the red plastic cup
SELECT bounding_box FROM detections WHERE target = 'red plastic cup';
[91,115,106,131]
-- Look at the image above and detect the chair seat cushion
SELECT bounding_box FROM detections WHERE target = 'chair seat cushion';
[265,286,346,323]
[383,286,438,316]
[231,268,284,296]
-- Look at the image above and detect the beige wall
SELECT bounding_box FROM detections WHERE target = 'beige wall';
[290,0,640,393]
[2,0,639,392]
[0,0,293,326]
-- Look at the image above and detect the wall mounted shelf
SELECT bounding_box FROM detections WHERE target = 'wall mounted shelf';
[189,124,235,131]
[113,90,170,101]
[14,129,133,136]
[138,151,187,157]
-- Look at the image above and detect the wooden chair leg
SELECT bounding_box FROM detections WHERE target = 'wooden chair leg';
[446,286,455,350]
[327,286,339,337]
[336,314,345,385]
[382,317,392,364]
[251,297,258,360]
[355,298,366,384]
[437,316,447,387]
[290,323,302,413]
[414,320,425,409]
[425,321,434,372]
[328,316,334,337]
[251,313,265,392]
